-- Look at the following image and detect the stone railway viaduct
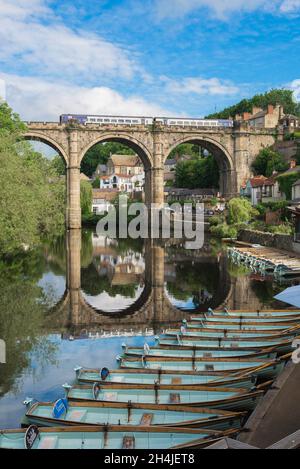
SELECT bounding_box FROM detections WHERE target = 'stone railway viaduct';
[24,120,277,229]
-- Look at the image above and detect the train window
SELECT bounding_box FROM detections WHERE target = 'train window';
[132,120,139,123]
[90,118,96,122]
[125,120,131,123]
[104,119,110,122]
[111,119,117,123]
[170,121,176,125]
[118,119,124,123]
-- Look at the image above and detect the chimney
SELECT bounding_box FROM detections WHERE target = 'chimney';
[243,112,251,121]
[290,159,297,169]
[267,104,274,115]
[252,106,262,116]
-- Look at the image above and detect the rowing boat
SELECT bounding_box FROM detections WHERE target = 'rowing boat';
[23,399,246,430]
[186,321,293,331]
[64,383,264,411]
[191,315,300,324]
[119,356,285,379]
[163,328,300,340]
[211,309,300,317]
[0,425,238,449]
[75,367,257,389]
[122,345,277,360]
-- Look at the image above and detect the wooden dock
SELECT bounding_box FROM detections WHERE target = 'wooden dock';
[228,245,300,277]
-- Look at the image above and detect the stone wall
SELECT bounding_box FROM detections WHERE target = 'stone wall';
[238,229,293,251]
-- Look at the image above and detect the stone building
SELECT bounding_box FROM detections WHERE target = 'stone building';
[240,175,285,206]
[92,188,118,214]
[236,105,284,129]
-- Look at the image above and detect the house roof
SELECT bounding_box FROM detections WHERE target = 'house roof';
[249,176,275,188]
[109,154,142,167]
[80,173,90,181]
[95,164,107,172]
[278,166,300,177]
[92,189,118,201]
[165,159,177,166]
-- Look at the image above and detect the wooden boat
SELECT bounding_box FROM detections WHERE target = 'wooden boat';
[0,425,239,449]
[23,399,246,430]
[122,345,277,360]
[211,309,300,318]
[163,327,300,341]
[64,383,264,411]
[158,337,293,355]
[75,367,257,389]
[190,315,300,325]
[119,356,286,379]
[187,322,293,331]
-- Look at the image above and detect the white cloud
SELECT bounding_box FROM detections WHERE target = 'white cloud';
[280,0,300,12]
[154,0,300,19]
[289,79,300,101]
[163,77,239,96]
[0,0,139,80]
[0,74,169,121]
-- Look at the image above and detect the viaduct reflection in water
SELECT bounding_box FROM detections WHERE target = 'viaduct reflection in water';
[48,229,267,336]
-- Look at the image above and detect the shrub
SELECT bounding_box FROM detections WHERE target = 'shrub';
[228,198,258,225]
[210,223,238,239]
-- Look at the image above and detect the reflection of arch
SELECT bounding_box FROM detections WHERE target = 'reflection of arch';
[80,282,152,318]
[23,132,68,165]
[165,135,234,170]
[79,134,153,170]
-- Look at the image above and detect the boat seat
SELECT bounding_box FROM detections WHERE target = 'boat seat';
[169,393,181,403]
[103,392,118,402]
[38,436,58,449]
[171,377,182,385]
[140,413,153,426]
[68,410,87,422]
[122,436,135,449]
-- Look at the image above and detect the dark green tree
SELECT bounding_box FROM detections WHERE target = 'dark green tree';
[252,148,288,177]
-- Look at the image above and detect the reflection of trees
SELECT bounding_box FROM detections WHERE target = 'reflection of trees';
[81,263,138,299]
[0,259,58,397]
[165,262,218,307]
[250,280,282,307]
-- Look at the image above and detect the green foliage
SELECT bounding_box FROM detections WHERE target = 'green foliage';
[81,142,135,177]
[207,89,300,119]
[0,116,66,254]
[249,220,293,235]
[277,172,300,200]
[80,181,92,216]
[252,147,288,177]
[169,143,200,159]
[50,154,66,175]
[175,155,219,189]
[228,198,258,225]
[210,222,238,239]
[92,177,100,189]
[0,101,26,134]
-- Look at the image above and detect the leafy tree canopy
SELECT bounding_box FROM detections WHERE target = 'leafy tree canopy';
[252,147,288,177]
[0,103,65,254]
[175,155,219,189]
[206,89,300,119]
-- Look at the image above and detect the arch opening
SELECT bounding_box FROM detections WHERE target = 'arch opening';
[164,137,235,199]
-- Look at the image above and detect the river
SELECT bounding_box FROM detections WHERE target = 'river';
[0,229,295,428]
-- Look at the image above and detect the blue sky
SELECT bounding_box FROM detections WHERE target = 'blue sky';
[0,0,300,120]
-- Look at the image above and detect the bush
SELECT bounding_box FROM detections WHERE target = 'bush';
[228,198,258,225]
[210,223,237,239]
[209,215,225,226]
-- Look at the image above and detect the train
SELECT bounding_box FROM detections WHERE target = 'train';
[59,114,233,128]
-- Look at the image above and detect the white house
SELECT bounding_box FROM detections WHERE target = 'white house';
[92,189,118,214]
[241,176,285,206]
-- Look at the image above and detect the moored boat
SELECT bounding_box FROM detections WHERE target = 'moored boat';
[64,382,264,411]
[0,425,239,449]
[23,398,246,430]
[75,367,257,389]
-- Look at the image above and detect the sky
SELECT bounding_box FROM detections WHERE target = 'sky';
[0,0,300,121]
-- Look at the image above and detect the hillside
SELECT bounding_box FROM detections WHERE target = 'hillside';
[206,89,300,119]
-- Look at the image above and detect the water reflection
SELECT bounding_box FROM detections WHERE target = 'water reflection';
[0,230,296,428]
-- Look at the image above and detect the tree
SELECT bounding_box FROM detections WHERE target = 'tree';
[50,154,66,175]
[252,148,288,177]
[228,198,258,225]
[80,181,92,216]
[207,89,300,119]
[92,177,100,189]
[174,155,219,189]
[0,103,65,254]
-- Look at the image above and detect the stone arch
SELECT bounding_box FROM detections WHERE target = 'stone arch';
[79,133,153,170]
[23,132,68,165]
[164,134,236,196]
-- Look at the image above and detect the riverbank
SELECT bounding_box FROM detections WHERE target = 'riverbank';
[238,228,300,255]
[238,360,300,448]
